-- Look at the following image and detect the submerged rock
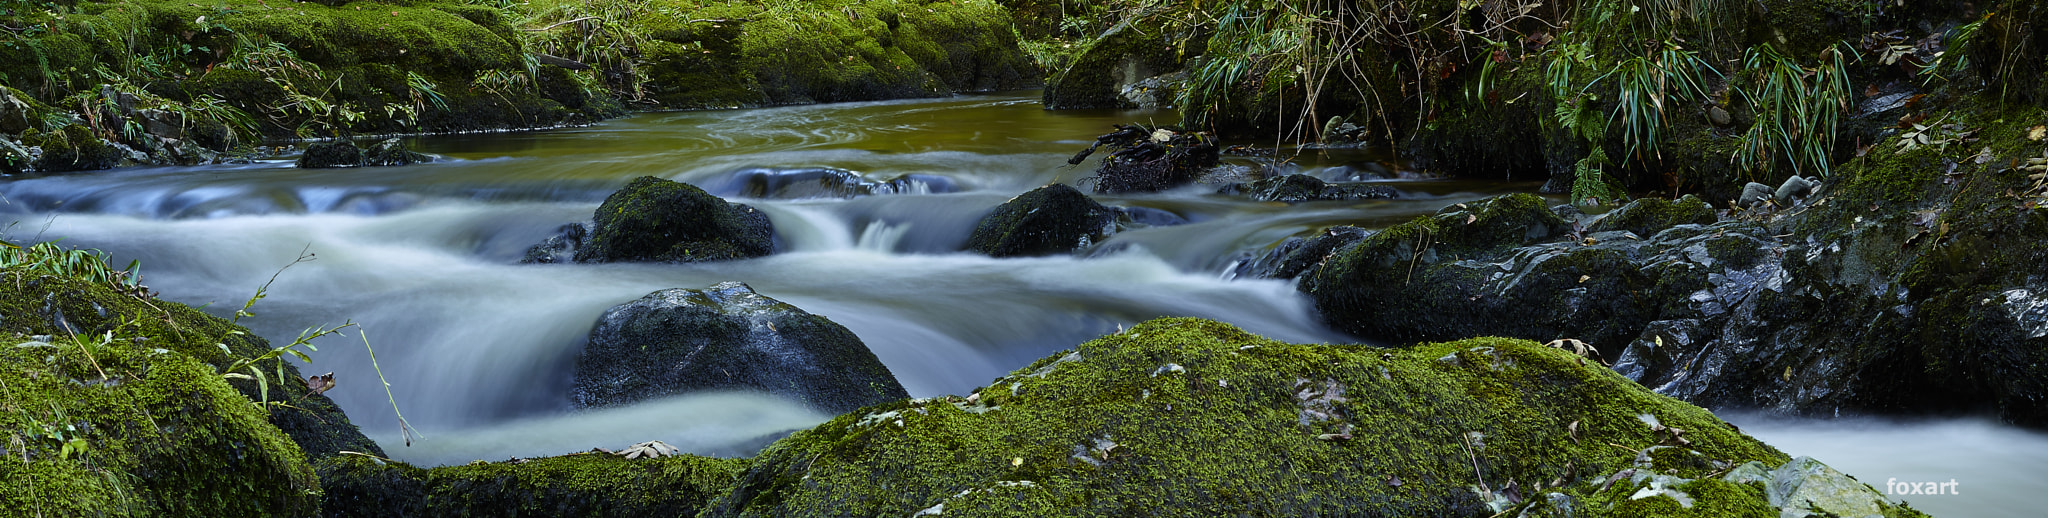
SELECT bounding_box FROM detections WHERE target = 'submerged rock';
[520,223,588,264]
[700,318,1796,516]
[575,282,908,413]
[573,176,775,263]
[1230,225,1373,280]
[964,183,1116,257]
[1218,174,1398,202]
[712,167,957,199]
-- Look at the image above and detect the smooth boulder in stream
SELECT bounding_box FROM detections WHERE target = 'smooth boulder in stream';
[964,183,1117,257]
[575,282,908,413]
[574,176,774,263]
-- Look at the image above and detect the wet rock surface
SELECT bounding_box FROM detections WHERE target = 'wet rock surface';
[711,166,958,199]
[1297,166,2048,426]
[573,176,775,264]
[1217,174,1398,202]
[964,183,1116,257]
[575,282,909,413]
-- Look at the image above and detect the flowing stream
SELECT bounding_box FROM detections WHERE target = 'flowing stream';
[3,92,2039,516]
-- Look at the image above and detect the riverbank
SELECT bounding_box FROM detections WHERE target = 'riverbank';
[0,0,1037,174]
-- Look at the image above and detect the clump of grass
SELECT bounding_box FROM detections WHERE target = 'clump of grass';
[1732,43,1851,178]
[0,239,146,296]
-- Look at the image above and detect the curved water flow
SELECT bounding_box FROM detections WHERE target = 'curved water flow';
[4,92,2039,515]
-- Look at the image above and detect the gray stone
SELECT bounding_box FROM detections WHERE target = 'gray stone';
[575,282,909,413]
[1767,456,1886,518]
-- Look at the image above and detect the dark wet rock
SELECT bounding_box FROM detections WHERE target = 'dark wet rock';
[1231,225,1372,280]
[0,88,33,134]
[365,138,432,166]
[1217,174,1398,202]
[1585,195,1719,238]
[1612,319,1705,386]
[576,282,908,413]
[701,318,1793,516]
[714,167,957,199]
[1042,23,1181,110]
[1302,130,2048,426]
[1070,124,1221,194]
[1115,205,1188,228]
[964,184,1116,257]
[23,125,124,172]
[298,140,368,168]
[297,138,430,168]
[520,223,588,264]
[573,176,775,263]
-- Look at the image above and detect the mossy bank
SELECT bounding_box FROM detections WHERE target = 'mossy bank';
[0,0,1036,173]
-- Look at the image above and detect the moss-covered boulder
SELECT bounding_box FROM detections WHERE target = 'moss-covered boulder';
[1042,22,1181,109]
[575,282,909,413]
[1585,195,1720,238]
[0,266,382,460]
[573,176,774,263]
[0,332,321,516]
[318,450,748,516]
[24,125,126,173]
[698,317,1793,516]
[963,183,1116,257]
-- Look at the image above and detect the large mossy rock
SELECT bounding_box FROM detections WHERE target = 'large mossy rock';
[23,125,125,173]
[1042,23,1181,109]
[0,334,321,516]
[573,176,774,264]
[0,268,382,461]
[1585,194,1719,238]
[697,318,1798,516]
[575,282,908,413]
[964,184,1116,257]
[318,451,748,516]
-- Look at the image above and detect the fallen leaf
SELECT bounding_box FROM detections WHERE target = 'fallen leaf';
[305,372,335,395]
[2030,125,2047,141]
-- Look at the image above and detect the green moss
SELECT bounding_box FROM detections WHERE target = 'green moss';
[575,176,775,263]
[0,328,319,515]
[1588,195,1720,238]
[0,267,382,459]
[319,451,749,515]
[702,317,1785,516]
